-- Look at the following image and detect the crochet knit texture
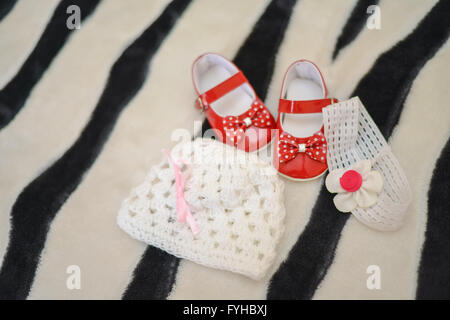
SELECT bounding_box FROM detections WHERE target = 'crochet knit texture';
[118,138,285,279]
[323,97,412,231]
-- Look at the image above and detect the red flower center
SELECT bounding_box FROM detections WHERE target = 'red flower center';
[340,170,363,192]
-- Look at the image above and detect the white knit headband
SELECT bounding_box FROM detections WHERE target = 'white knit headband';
[323,97,412,231]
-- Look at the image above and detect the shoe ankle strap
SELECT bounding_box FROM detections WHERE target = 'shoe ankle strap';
[278,98,338,114]
[195,71,248,111]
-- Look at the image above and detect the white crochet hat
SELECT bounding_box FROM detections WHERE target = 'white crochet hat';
[118,138,285,279]
[323,97,412,231]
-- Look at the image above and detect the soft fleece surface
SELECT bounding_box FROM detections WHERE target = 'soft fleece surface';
[0,0,449,300]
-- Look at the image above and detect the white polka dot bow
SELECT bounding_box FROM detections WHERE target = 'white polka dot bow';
[278,131,327,163]
[223,101,272,144]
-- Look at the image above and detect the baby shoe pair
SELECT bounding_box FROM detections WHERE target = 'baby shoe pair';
[192,53,337,181]
[192,53,411,231]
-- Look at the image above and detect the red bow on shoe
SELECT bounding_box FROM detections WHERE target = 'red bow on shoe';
[222,101,273,143]
[278,132,327,163]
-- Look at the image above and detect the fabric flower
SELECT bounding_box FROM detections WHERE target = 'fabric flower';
[325,160,383,213]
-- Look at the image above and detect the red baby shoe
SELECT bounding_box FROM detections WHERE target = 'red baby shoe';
[192,53,276,152]
[273,60,338,181]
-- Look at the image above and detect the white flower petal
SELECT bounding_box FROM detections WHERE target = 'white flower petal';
[351,160,372,177]
[325,168,345,193]
[333,192,357,213]
[355,188,378,208]
[363,170,383,193]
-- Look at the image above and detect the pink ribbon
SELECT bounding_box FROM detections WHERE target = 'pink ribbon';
[162,149,199,236]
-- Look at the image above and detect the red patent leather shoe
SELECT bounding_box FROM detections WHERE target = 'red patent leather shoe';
[192,53,276,152]
[273,60,338,181]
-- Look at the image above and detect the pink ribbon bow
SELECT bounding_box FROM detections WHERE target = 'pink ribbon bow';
[223,101,272,144]
[278,131,327,163]
[162,149,199,236]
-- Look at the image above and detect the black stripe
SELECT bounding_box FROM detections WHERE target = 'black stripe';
[0,0,17,22]
[268,188,349,300]
[332,0,379,60]
[0,0,101,130]
[351,0,450,138]
[416,136,450,299]
[122,246,181,300]
[199,0,298,136]
[233,0,297,100]
[268,0,450,300]
[0,0,191,300]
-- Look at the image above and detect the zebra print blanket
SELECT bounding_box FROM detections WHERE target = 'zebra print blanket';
[0,0,449,300]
